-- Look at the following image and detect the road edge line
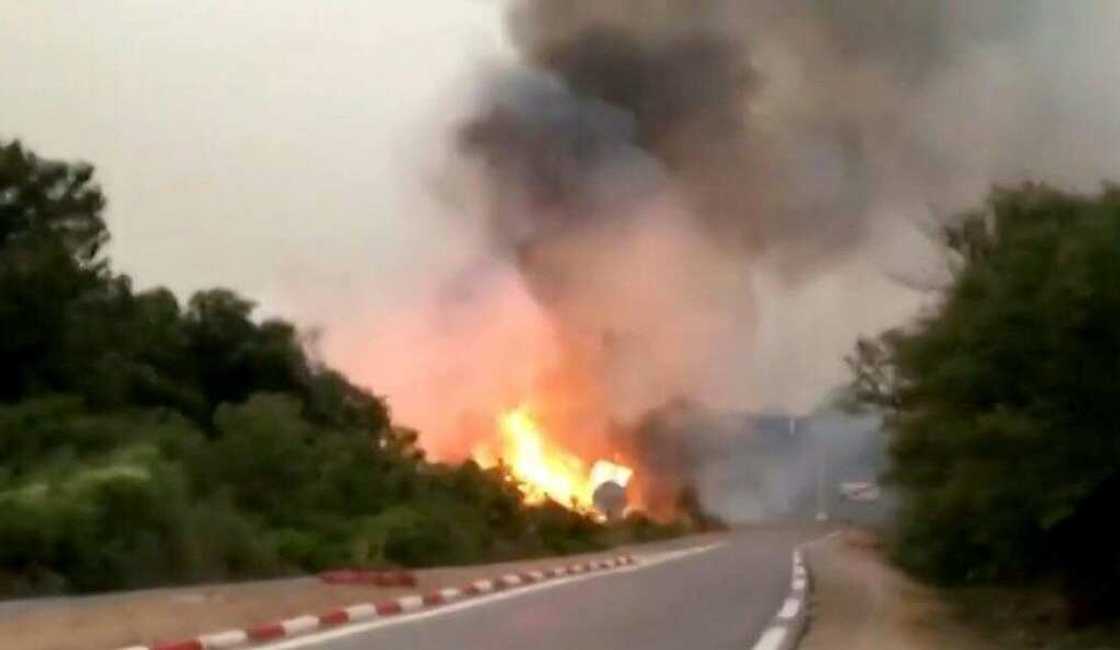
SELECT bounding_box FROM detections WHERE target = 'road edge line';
[748,531,841,650]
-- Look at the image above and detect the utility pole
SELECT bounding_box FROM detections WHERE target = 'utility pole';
[789,415,828,521]
[814,417,829,522]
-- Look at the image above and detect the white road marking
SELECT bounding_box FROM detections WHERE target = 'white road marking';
[748,530,842,650]
[751,627,787,650]
[253,544,723,650]
[776,597,801,620]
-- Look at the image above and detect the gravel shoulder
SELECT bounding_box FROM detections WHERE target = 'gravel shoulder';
[799,529,996,650]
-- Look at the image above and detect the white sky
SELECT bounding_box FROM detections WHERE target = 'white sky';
[1,1,508,318]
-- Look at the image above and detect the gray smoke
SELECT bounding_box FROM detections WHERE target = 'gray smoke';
[447,0,1120,519]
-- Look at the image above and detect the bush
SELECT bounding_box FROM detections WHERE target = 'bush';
[0,447,278,592]
[848,185,1120,620]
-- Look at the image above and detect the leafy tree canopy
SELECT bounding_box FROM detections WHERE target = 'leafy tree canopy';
[848,183,1120,620]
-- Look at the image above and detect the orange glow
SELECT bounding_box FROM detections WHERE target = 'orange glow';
[473,405,633,512]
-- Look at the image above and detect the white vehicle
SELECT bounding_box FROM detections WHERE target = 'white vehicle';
[839,481,882,503]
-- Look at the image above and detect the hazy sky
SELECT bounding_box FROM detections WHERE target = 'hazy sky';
[0,1,985,417]
[7,2,1117,422]
[1,1,507,316]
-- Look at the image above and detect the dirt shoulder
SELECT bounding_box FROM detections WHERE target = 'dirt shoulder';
[2,532,723,650]
[799,530,996,650]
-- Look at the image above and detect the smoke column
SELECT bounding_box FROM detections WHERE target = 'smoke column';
[339,0,1120,518]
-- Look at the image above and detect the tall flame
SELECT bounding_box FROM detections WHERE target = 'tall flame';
[473,405,633,511]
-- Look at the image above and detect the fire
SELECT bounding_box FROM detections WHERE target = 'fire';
[473,405,633,512]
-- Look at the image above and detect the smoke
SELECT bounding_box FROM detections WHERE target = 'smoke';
[338,1,1120,519]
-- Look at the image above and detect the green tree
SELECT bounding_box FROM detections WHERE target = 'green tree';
[0,141,108,400]
[848,184,1120,620]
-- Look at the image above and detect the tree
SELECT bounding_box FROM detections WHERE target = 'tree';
[848,184,1120,620]
[0,141,108,399]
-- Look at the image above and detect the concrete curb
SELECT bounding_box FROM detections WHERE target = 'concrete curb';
[748,536,827,650]
[116,554,636,650]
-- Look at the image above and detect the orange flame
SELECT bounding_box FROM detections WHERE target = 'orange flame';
[472,405,633,512]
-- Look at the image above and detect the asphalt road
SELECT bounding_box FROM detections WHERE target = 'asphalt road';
[277,527,813,650]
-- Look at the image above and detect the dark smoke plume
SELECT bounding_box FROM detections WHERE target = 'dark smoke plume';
[445,0,1120,519]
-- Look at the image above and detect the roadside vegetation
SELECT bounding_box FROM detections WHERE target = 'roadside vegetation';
[0,140,686,596]
[848,184,1120,633]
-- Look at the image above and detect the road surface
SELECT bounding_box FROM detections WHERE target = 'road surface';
[261,527,813,650]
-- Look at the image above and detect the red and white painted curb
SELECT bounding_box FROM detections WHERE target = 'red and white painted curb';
[117,554,636,650]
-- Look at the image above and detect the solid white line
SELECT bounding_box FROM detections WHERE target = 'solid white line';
[792,577,806,591]
[253,544,723,650]
[751,626,787,650]
[776,597,801,620]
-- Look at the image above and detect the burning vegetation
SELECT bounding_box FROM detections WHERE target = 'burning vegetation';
[472,405,633,517]
[344,0,1120,529]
